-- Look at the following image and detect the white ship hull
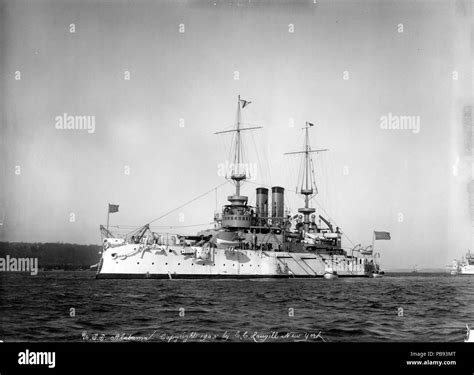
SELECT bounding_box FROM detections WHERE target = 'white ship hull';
[96,242,370,279]
[459,265,474,275]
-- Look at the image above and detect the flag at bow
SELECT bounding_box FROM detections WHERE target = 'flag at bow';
[306,122,314,127]
[108,204,119,213]
[240,99,251,108]
[374,231,391,240]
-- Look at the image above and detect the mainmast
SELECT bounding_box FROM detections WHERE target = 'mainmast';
[234,95,244,196]
[215,95,261,206]
[285,122,328,232]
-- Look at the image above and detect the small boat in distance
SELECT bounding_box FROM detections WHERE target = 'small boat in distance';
[371,271,384,278]
[465,324,474,342]
[451,251,474,275]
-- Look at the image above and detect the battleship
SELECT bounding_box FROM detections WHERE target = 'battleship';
[96,96,384,279]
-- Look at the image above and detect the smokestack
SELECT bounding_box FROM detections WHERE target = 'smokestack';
[271,186,285,223]
[256,188,269,218]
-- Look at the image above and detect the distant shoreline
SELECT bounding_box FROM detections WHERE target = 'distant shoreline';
[0,242,101,270]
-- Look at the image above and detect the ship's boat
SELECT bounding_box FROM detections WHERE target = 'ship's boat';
[323,267,338,279]
[371,272,384,278]
[95,96,384,279]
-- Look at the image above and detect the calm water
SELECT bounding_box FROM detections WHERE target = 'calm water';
[1,272,473,342]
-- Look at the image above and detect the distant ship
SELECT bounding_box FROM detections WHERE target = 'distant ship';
[451,251,474,275]
[96,96,384,279]
[465,325,474,342]
[411,265,419,273]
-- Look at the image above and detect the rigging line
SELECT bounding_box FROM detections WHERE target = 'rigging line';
[124,181,231,236]
[261,129,273,185]
[249,131,261,183]
[323,152,330,212]
[147,181,230,225]
[153,223,215,229]
[218,131,234,179]
[284,192,293,215]
[309,153,318,195]
[247,134,256,179]
[231,130,237,170]
[110,222,214,229]
[240,131,248,171]
[265,142,273,185]
[292,131,307,193]
[298,153,305,192]
[228,134,235,179]
[281,157,293,213]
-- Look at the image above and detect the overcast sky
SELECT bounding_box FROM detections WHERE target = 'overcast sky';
[0,0,471,269]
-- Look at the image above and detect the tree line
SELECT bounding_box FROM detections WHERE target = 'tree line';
[0,242,101,270]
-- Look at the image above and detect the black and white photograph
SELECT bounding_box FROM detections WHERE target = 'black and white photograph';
[0,0,472,372]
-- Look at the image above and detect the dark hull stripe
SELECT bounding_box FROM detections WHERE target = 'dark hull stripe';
[96,273,370,279]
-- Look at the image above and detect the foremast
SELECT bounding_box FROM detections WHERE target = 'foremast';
[215,96,261,201]
[215,95,261,228]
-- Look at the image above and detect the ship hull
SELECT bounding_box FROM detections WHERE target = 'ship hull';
[96,242,371,279]
[96,274,369,279]
[459,265,474,275]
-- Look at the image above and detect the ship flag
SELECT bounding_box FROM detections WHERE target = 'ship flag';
[240,99,251,108]
[106,203,119,234]
[108,204,119,213]
[306,122,314,127]
[374,231,391,240]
